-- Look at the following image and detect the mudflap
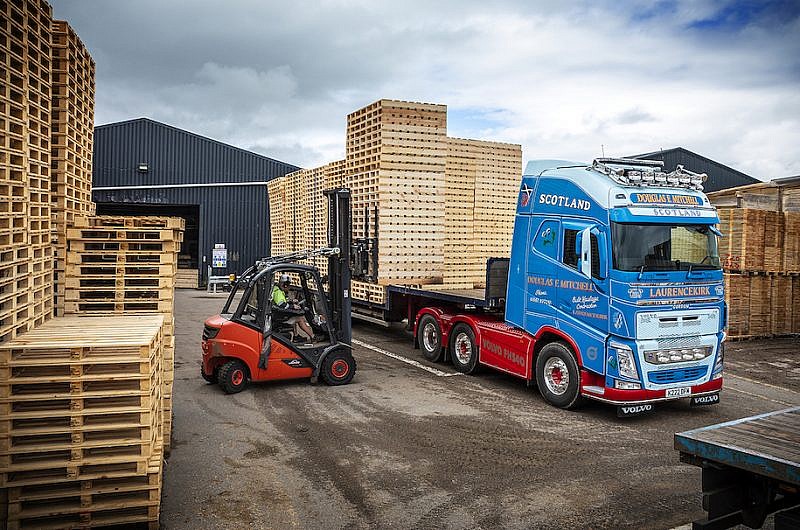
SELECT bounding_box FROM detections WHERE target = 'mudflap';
[690,393,720,407]
[617,403,655,418]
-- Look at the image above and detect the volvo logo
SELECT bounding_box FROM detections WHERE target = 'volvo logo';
[618,404,653,417]
[628,288,643,299]
[691,394,720,407]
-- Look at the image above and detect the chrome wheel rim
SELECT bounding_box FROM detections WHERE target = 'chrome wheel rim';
[543,357,569,396]
[422,322,438,352]
[454,333,472,365]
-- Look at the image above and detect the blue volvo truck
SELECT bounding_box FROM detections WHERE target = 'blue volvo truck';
[357,158,725,416]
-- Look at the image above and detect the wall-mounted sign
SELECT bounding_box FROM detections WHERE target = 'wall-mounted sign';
[212,245,227,268]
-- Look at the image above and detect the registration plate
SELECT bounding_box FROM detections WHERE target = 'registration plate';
[666,387,691,398]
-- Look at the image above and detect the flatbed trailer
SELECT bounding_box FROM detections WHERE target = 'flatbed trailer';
[675,407,800,529]
[351,258,509,325]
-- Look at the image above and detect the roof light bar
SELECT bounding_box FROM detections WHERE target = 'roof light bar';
[591,159,707,190]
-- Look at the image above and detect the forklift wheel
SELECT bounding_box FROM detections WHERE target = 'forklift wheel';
[321,350,356,386]
[200,366,218,384]
[218,360,249,394]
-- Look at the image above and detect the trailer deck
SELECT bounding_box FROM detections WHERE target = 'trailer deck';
[675,406,800,529]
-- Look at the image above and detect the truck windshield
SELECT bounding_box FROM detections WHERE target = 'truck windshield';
[611,223,721,271]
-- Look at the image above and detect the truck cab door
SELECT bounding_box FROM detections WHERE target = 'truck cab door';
[524,219,560,333]
[555,222,609,374]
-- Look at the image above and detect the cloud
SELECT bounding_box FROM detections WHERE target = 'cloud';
[51,0,800,178]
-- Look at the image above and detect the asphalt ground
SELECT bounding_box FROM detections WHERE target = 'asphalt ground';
[162,290,800,529]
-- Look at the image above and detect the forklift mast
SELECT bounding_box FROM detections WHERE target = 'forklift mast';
[325,188,352,345]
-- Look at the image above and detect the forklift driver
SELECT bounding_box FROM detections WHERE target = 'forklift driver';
[272,274,315,344]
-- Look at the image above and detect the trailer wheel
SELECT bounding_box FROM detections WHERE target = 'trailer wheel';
[200,365,218,384]
[535,342,583,409]
[218,359,249,394]
[417,314,444,362]
[321,350,357,386]
[449,323,480,374]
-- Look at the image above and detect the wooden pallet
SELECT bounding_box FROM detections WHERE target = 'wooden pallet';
[4,468,161,530]
[74,215,183,230]
[66,227,183,243]
[351,281,386,305]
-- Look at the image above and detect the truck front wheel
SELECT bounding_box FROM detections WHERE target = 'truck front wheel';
[535,342,584,409]
[417,314,444,362]
[449,323,480,374]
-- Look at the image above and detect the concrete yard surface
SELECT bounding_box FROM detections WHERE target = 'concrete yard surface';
[162,290,800,529]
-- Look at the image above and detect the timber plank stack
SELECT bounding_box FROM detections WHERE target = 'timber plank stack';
[64,215,183,450]
[51,19,96,315]
[709,180,800,339]
[0,315,164,529]
[267,99,522,303]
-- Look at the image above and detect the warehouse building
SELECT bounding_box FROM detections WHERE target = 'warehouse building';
[631,147,759,193]
[92,118,299,287]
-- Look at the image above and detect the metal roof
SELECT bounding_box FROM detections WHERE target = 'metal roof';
[628,147,759,193]
[93,118,299,187]
[92,118,300,281]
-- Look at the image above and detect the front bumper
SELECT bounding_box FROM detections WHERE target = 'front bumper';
[581,377,723,405]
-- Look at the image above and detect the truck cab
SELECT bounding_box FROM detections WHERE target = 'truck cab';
[506,158,724,413]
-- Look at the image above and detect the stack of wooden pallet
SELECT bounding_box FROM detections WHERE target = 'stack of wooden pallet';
[268,159,352,278]
[64,215,183,449]
[175,269,199,289]
[0,0,56,343]
[709,180,800,338]
[446,137,521,289]
[0,315,165,529]
[267,99,522,303]
[51,19,96,315]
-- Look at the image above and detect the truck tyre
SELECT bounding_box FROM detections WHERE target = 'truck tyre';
[449,323,480,374]
[218,359,249,394]
[201,365,218,384]
[321,349,357,386]
[417,314,444,362]
[535,342,584,409]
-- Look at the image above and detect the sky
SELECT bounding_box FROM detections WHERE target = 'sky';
[50,0,800,180]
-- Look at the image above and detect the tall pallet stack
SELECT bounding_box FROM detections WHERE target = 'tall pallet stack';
[270,159,350,278]
[0,315,165,529]
[50,19,96,315]
[446,137,521,289]
[0,0,55,343]
[348,100,448,285]
[709,181,800,339]
[267,99,522,303]
[63,215,184,449]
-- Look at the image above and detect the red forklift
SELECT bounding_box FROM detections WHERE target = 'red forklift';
[201,189,356,393]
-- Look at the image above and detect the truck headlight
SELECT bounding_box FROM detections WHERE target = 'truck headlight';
[611,342,639,380]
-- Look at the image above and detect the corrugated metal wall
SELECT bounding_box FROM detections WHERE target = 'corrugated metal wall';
[632,148,759,193]
[92,118,299,282]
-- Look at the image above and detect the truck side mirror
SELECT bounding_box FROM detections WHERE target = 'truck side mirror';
[579,226,592,278]
[578,226,607,282]
[590,227,608,280]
